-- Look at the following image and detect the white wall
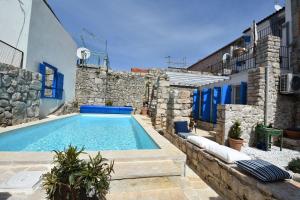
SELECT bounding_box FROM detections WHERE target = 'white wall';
[26,0,77,117]
[199,70,248,90]
[0,0,32,67]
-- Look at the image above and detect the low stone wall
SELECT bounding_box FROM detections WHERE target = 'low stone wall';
[164,132,300,200]
[75,67,147,113]
[216,104,263,145]
[0,63,41,127]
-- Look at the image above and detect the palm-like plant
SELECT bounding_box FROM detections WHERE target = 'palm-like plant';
[43,145,114,200]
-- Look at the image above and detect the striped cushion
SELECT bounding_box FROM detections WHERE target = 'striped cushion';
[236,159,292,182]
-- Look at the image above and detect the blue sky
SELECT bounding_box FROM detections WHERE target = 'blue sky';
[48,0,285,71]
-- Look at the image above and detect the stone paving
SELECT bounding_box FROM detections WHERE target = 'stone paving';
[0,164,221,200]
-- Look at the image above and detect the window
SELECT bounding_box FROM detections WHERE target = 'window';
[40,62,64,99]
[232,85,241,104]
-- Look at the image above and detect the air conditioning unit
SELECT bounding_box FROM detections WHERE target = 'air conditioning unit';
[280,73,300,94]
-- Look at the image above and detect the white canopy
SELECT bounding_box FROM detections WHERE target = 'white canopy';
[166,71,229,87]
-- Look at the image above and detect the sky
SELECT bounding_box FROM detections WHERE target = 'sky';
[48,0,285,71]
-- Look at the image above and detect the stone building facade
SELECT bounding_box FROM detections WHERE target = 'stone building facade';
[0,63,41,127]
[215,35,297,145]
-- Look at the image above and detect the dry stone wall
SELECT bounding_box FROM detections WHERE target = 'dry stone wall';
[76,67,151,113]
[164,132,300,200]
[0,63,41,127]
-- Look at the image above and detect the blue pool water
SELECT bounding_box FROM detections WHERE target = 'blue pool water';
[0,114,159,151]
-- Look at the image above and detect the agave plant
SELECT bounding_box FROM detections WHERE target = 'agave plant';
[43,145,114,200]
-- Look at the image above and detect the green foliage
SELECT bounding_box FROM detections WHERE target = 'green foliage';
[288,158,300,174]
[229,121,242,139]
[43,145,114,200]
[105,100,113,106]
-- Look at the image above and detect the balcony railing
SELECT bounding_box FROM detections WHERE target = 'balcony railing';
[202,45,289,75]
[0,40,23,68]
[206,46,256,75]
[258,24,282,40]
[279,46,289,70]
[77,52,104,68]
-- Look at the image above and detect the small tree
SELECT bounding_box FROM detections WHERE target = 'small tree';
[229,121,242,139]
[43,145,114,200]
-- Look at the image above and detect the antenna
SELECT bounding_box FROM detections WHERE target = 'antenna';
[274,0,282,11]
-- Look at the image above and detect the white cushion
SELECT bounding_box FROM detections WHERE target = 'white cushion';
[187,135,218,150]
[207,145,251,164]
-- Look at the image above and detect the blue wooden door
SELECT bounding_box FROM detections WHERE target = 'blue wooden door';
[221,85,232,104]
[201,88,211,122]
[240,82,247,105]
[212,87,221,123]
[193,89,200,120]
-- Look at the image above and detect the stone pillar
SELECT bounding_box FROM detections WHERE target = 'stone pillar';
[248,35,281,126]
[152,74,170,131]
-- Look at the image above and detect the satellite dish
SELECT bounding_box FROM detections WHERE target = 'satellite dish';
[274,4,282,11]
[222,53,231,64]
[76,47,91,59]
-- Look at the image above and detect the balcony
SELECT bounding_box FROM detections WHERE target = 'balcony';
[0,40,23,68]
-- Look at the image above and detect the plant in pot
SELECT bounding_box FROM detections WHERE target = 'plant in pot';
[228,121,244,151]
[141,102,148,115]
[43,145,114,200]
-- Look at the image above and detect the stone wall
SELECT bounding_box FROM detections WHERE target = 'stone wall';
[216,105,263,145]
[149,73,194,133]
[75,67,149,113]
[166,87,193,134]
[164,132,300,200]
[0,63,41,127]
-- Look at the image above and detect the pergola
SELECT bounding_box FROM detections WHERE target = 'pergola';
[166,71,229,87]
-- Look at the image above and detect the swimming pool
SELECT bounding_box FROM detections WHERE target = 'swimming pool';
[0,114,159,151]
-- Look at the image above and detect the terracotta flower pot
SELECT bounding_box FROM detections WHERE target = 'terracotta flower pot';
[141,107,148,115]
[229,138,244,151]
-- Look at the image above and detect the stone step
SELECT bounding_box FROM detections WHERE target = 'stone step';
[112,160,182,180]
[107,177,188,200]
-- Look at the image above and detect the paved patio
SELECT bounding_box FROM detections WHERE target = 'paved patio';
[0,164,222,200]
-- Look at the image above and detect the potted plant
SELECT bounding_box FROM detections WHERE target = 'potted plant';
[141,102,148,115]
[43,145,114,200]
[228,121,244,151]
[105,100,113,106]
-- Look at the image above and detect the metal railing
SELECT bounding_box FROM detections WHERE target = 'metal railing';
[279,46,289,69]
[258,25,282,39]
[0,40,23,68]
[206,46,256,75]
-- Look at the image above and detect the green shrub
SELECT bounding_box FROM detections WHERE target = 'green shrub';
[288,158,300,174]
[43,145,114,200]
[229,121,242,139]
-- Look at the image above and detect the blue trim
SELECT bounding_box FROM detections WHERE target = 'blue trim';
[193,89,200,120]
[201,88,211,122]
[212,87,221,124]
[240,82,247,105]
[221,85,232,104]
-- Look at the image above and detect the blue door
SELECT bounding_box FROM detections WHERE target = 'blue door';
[192,89,200,120]
[240,82,247,105]
[212,87,221,123]
[221,85,232,104]
[201,88,211,122]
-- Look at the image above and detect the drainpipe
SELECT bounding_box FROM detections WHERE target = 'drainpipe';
[264,65,270,126]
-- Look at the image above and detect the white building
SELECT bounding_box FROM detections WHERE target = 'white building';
[0,0,77,117]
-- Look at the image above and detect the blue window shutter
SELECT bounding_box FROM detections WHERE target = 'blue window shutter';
[193,89,200,120]
[201,88,211,122]
[212,87,221,124]
[240,82,247,105]
[221,85,232,104]
[56,72,64,99]
[39,63,46,98]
